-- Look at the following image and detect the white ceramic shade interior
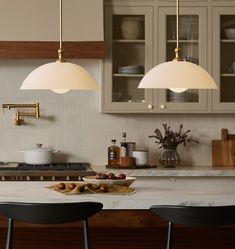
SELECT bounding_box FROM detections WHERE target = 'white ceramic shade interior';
[138,60,217,91]
[21,61,99,91]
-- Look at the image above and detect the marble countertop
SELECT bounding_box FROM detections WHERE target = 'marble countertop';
[0,177,234,209]
[92,165,235,177]
[2,163,235,177]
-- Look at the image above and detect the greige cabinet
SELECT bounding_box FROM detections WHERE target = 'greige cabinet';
[212,7,235,111]
[102,5,154,112]
[156,6,208,112]
[102,0,235,113]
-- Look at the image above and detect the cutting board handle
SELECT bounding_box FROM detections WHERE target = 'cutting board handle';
[221,128,228,141]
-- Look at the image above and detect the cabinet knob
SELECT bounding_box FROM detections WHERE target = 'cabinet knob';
[160,104,165,109]
[147,104,153,110]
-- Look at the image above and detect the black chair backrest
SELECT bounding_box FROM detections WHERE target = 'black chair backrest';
[0,202,103,224]
[150,205,235,227]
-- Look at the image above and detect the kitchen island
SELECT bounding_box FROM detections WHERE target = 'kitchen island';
[0,177,234,208]
[0,177,234,249]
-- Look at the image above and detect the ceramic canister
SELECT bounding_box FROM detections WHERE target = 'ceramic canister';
[132,150,149,166]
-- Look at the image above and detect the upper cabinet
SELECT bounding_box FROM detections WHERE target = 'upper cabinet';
[212,7,235,111]
[157,6,208,112]
[102,5,154,112]
[103,0,235,113]
[0,0,104,41]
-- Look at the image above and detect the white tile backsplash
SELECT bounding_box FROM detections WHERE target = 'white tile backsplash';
[0,59,235,166]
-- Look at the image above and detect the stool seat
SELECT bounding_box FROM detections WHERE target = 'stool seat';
[150,205,235,249]
[0,201,103,249]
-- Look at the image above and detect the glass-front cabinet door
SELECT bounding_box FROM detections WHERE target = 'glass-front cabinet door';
[212,7,235,111]
[102,6,154,112]
[156,7,208,112]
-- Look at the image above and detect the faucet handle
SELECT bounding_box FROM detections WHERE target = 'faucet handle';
[36,143,43,148]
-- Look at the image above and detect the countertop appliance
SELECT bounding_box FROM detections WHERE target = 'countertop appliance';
[0,162,95,181]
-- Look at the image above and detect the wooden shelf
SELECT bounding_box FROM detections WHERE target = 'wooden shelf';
[113,39,145,43]
[167,39,199,43]
[0,41,107,59]
[221,73,235,77]
[113,73,144,77]
[221,39,235,43]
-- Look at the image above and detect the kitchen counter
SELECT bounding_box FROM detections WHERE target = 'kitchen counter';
[0,177,234,209]
[92,165,235,177]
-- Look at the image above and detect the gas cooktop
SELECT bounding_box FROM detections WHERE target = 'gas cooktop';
[0,162,96,181]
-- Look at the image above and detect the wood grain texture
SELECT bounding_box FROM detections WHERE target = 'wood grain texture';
[0,211,235,249]
[0,41,107,59]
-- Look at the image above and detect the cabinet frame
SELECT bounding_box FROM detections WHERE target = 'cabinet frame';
[212,7,235,111]
[102,6,154,113]
[156,6,208,112]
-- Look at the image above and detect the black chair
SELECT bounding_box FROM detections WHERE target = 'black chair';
[0,202,103,249]
[150,205,235,249]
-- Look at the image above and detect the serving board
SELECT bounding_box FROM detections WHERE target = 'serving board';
[212,128,235,167]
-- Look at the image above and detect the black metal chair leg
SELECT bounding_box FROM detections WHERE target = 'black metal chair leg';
[167,221,173,249]
[83,219,91,249]
[6,218,14,249]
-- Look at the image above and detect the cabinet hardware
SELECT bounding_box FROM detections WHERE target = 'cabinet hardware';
[148,104,153,109]
[160,105,165,109]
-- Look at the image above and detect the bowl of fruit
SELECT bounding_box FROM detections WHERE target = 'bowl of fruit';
[83,173,136,187]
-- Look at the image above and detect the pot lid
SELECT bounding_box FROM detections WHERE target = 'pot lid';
[24,144,55,152]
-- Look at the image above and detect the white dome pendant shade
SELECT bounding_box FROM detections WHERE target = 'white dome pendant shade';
[138,60,217,93]
[21,61,99,93]
[20,0,99,93]
[138,0,217,93]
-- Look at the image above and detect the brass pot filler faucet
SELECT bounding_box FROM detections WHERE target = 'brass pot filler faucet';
[2,103,40,125]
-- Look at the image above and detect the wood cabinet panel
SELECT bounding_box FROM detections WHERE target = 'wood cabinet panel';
[0,41,107,59]
[0,211,235,249]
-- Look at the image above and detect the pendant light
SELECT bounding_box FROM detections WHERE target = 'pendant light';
[21,0,99,94]
[138,0,217,93]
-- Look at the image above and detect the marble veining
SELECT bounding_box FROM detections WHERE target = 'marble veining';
[0,177,234,209]
[92,165,235,177]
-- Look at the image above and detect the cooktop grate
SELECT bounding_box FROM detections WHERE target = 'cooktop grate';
[16,162,91,171]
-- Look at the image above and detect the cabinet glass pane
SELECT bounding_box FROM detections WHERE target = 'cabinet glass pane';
[112,15,146,103]
[166,15,199,103]
[220,15,235,103]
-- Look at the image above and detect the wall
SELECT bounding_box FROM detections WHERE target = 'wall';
[0,59,234,166]
[0,0,103,41]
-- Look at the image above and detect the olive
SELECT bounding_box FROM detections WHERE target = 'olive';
[95,172,103,179]
[68,183,76,190]
[119,173,126,179]
[108,173,115,179]
[100,185,108,193]
[57,183,66,190]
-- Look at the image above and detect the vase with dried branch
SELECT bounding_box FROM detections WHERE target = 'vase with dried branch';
[149,124,198,167]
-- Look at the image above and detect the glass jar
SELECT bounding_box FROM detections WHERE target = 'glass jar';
[159,147,180,168]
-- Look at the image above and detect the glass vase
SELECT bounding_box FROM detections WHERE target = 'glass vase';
[159,147,180,168]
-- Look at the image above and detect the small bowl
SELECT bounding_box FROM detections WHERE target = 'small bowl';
[225,29,235,39]
[82,176,136,187]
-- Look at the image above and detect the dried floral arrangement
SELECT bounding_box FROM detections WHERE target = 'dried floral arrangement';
[149,124,198,150]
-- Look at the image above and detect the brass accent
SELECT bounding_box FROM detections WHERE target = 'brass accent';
[173,47,183,61]
[57,48,66,62]
[173,0,183,62]
[2,103,40,125]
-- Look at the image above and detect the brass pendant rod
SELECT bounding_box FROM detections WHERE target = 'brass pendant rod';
[174,0,182,61]
[176,0,179,48]
[59,0,62,50]
[57,0,65,62]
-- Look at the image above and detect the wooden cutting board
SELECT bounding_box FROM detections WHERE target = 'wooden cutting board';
[212,128,235,167]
